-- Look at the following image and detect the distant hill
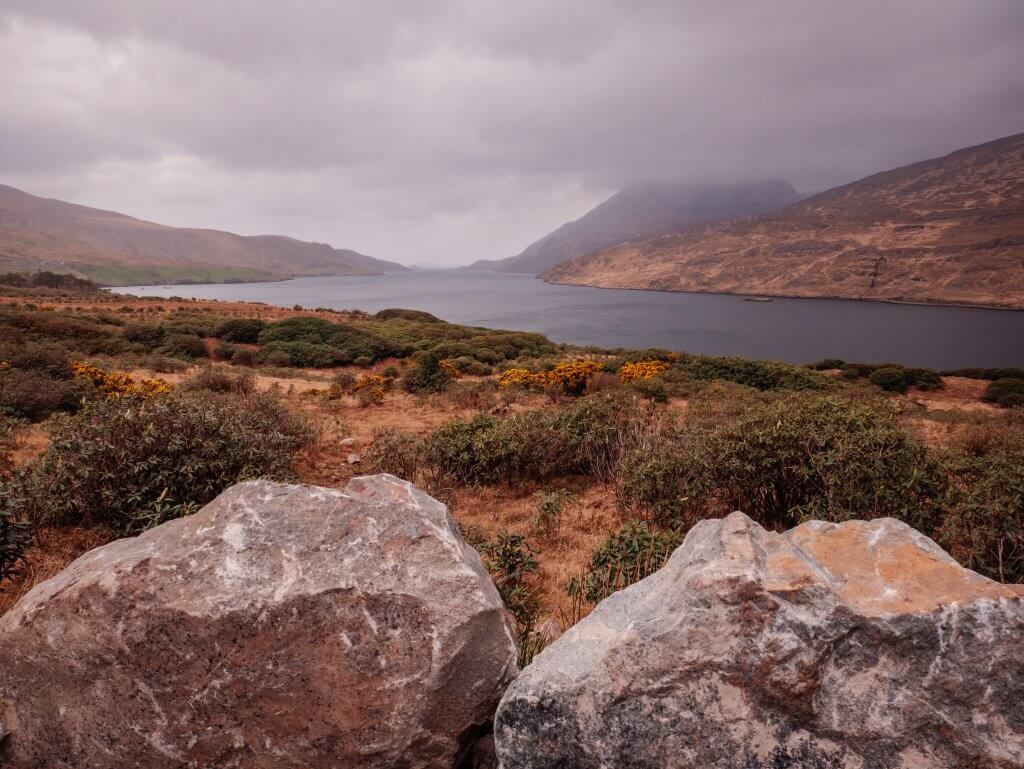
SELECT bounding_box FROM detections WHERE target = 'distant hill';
[0,185,406,285]
[466,180,801,275]
[544,133,1024,308]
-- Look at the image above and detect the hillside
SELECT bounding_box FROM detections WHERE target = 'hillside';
[544,133,1024,308]
[0,185,406,285]
[467,180,800,274]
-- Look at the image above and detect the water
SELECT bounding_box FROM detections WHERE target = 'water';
[115,271,1024,369]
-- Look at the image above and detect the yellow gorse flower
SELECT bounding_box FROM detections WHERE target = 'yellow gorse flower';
[71,361,173,398]
[499,360,603,395]
[618,360,671,382]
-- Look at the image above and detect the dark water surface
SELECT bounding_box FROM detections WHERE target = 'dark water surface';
[116,271,1024,368]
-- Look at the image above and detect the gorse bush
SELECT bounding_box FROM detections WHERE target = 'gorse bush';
[869,366,909,393]
[1,390,314,534]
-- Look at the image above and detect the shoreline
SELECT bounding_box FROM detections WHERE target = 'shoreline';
[538,277,1024,313]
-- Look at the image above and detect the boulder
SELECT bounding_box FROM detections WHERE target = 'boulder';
[0,475,517,769]
[496,512,1024,769]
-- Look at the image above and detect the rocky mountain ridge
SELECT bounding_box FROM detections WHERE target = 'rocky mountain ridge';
[544,133,1024,308]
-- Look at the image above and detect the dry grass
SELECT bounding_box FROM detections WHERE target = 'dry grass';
[0,527,114,614]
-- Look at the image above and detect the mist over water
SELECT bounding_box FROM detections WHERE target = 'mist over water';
[117,271,1024,369]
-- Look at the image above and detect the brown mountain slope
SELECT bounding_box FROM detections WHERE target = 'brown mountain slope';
[0,185,406,285]
[467,180,800,274]
[544,133,1024,308]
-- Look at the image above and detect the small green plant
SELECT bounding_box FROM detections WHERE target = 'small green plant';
[478,532,542,666]
[567,521,683,606]
[531,489,574,535]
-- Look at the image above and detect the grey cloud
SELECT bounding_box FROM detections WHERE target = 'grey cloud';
[1,1,1022,264]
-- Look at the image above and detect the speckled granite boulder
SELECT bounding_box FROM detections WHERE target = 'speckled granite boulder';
[495,512,1024,769]
[0,475,517,769]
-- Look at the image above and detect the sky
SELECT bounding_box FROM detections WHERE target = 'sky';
[2,1,1023,266]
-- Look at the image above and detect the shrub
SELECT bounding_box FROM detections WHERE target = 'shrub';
[869,366,908,393]
[809,358,845,371]
[258,340,341,368]
[0,340,73,379]
[567,521,684,605]
[214,318,265,343]
[478,532,542,664]
[375,308,442,323]
[1,391,314,533]
[0,369,83,421]
[449,356,492,376]
[138,354,190,374]
[630,378,668,403]
[159,333,206,360]
[981,378,1024,408]
[618,394,945,531]
[402,351,455,394]
[682,355,827,391]
[353,355,373,368]
[364,428,422,480]
[904,367,944,390]
[618,360,670,382]
[258,317,397,362]
[942,367,1024,381]
[122,322,165,348]
[213,342,237,360]
[181,367,256,395]
[939,427,1024,583]
[231,347,256,366]
[420,391,654,486]
[498,360,603,395]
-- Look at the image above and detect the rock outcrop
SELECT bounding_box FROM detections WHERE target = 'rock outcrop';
[0,475,517,769]
[496,512,1024,769]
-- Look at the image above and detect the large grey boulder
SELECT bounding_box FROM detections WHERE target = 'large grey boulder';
[496,512,1024,769]
[0,475,517,769]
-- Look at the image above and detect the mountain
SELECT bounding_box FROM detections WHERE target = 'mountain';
[0,185,406,285]
[466,180,801,275]
[544,133,1024,308]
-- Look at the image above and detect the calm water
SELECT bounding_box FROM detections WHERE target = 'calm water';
[115,271,1024,369]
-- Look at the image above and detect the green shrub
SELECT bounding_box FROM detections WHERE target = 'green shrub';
[231,347,256,366]
[364,428,423,480]
[618,394,945,532]
[567,521,683,605]
[402,351,455,394]
[0,369,84,421]
[258,317,397,362]
[0,340,73,379]
[478,531,542,664]
[353,355,373,367]
[982,378,1024,408]
[904,367,944,390]
[0,417,30,582]
[1,390,314,534]
[122,321,166,348]
[258,340,342,368]
[214,318,265,343]
[531,489,574,535]
[375,308,442,323]
[942,367,1024,381]
[630,378,668,403]
[213,341,237,360]
[869,366,908,393]
[808,358,845,370]
[181,367,256,395]
[159,333,206,360]
[419,391,654,486]
[939,426,1024,583]
[682,355,827,391]
[449,356,492,376]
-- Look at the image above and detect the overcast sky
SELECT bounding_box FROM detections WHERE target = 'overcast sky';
[2,1,1023,266]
